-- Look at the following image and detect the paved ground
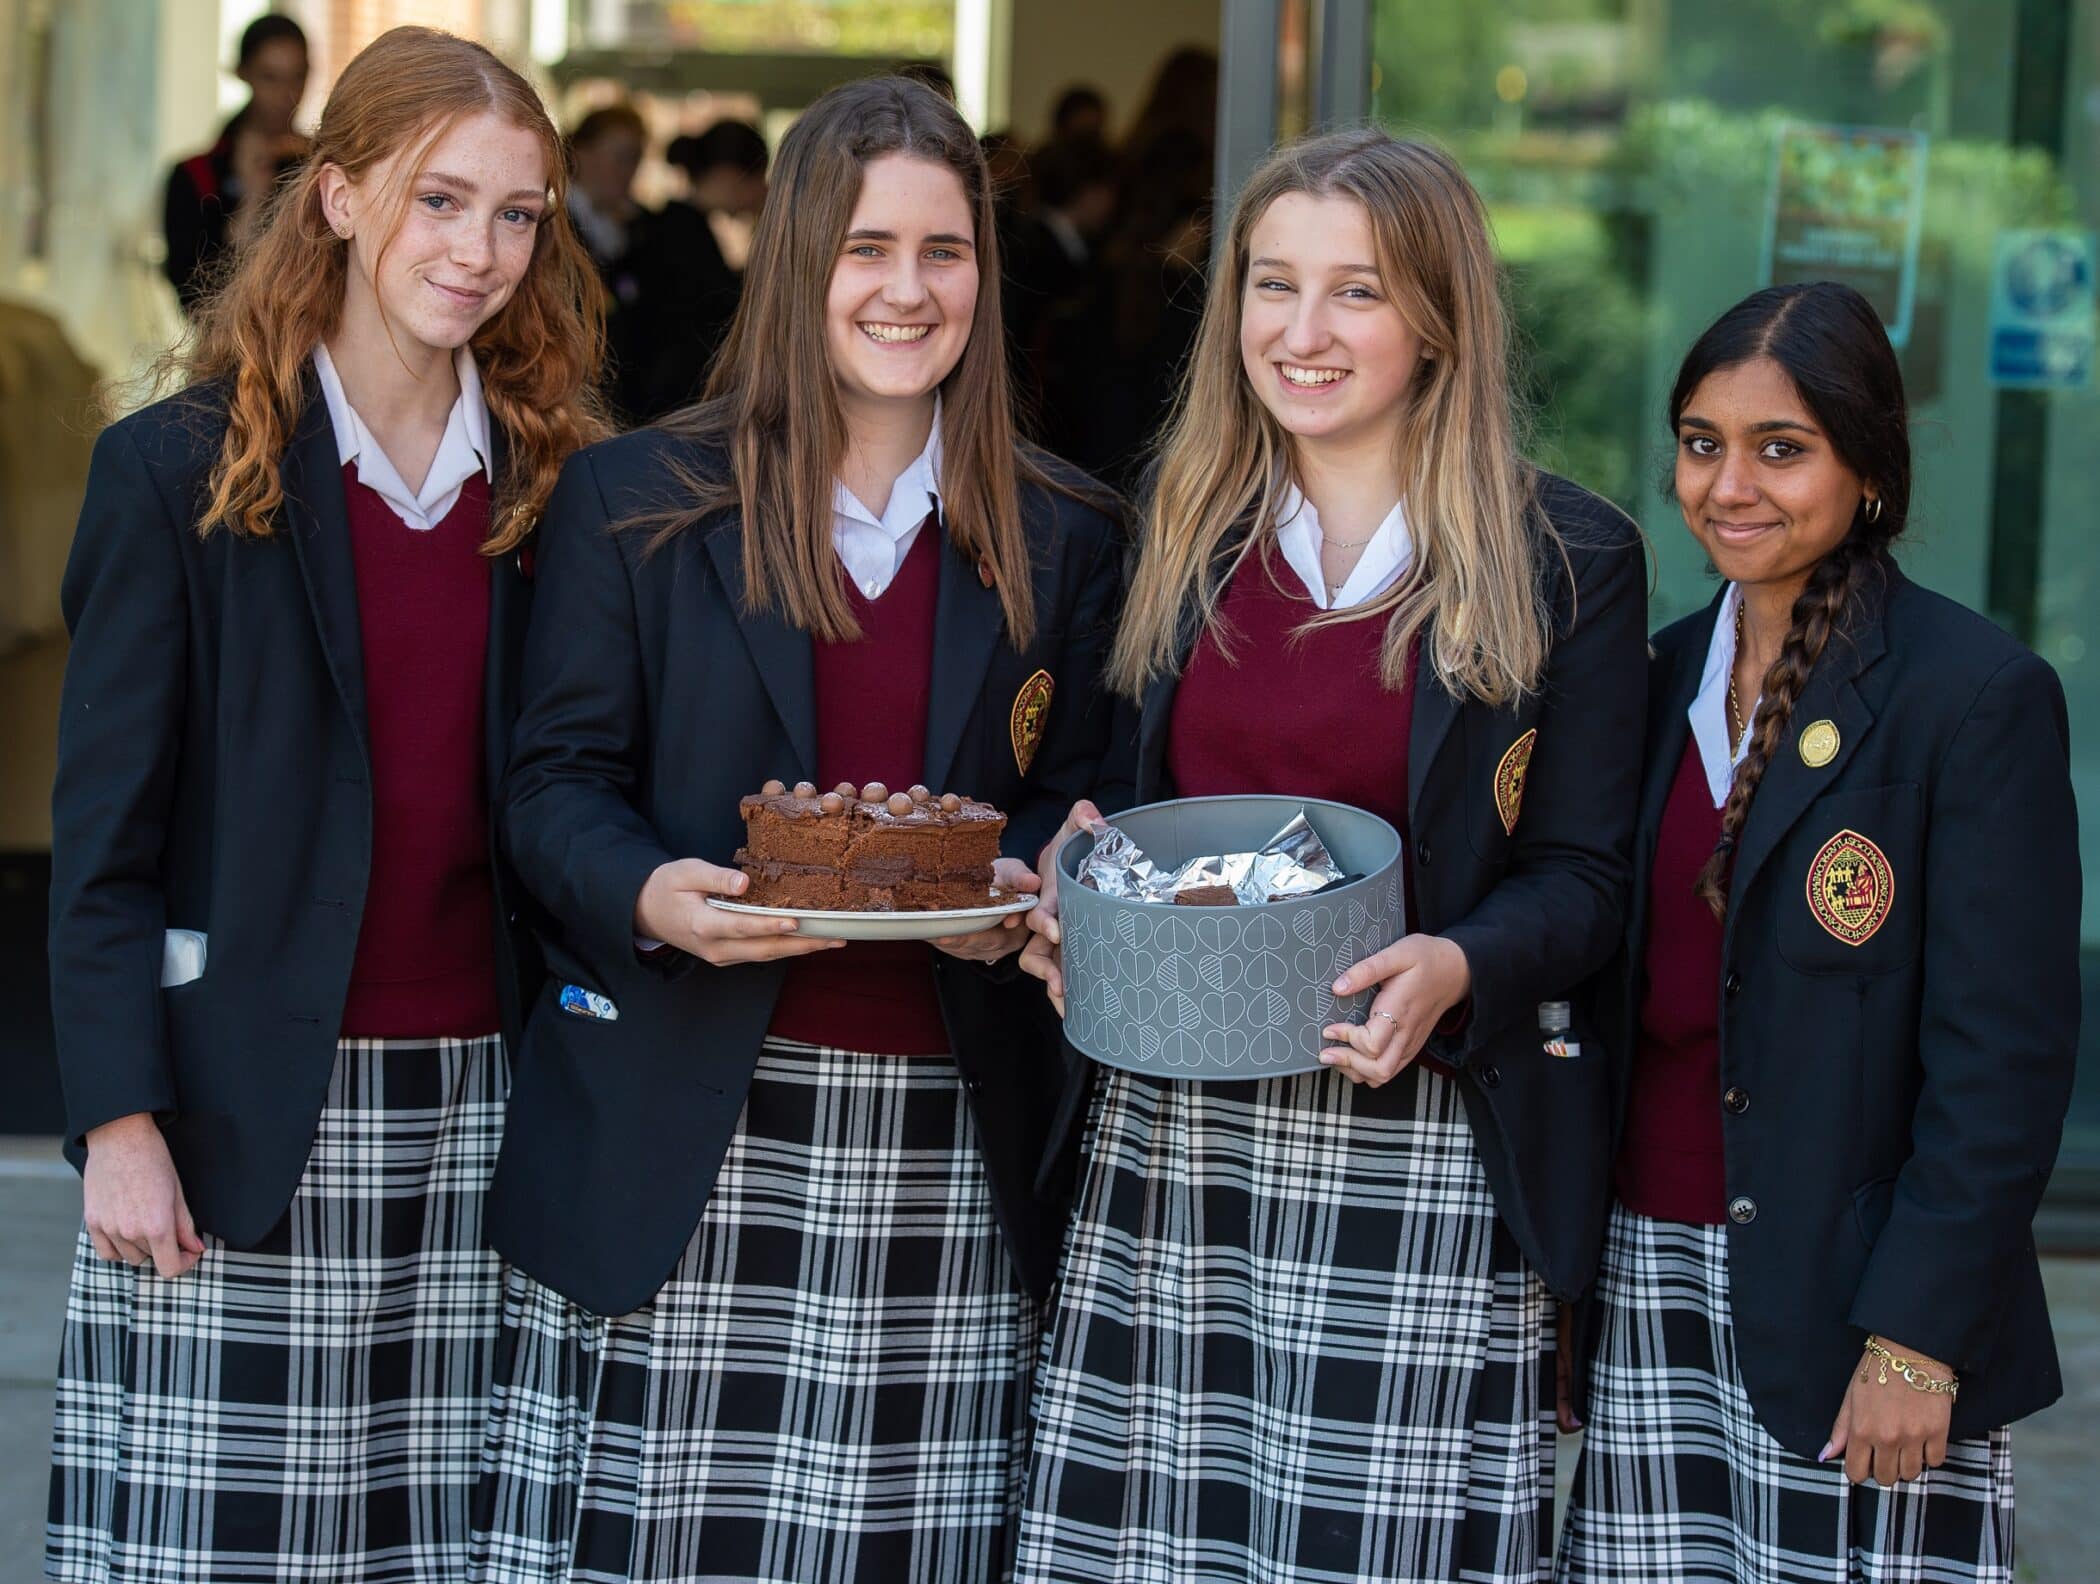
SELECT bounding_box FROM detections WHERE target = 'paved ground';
[0,1135,2092,1581]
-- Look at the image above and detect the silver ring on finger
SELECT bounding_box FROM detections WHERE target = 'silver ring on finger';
[1372,1010,1399,1027]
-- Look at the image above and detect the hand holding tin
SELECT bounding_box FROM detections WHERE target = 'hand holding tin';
[1318,933,1472,1086]
[1017,798,1107,1014]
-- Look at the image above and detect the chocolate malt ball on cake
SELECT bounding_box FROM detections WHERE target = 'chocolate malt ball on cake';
[733,781,1010,911]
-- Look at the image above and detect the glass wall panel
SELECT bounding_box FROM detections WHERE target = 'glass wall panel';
[1366,0,2100,1188]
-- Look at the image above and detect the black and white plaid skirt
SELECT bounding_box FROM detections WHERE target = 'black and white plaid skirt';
[468,1038,1038,1584]
[1016,1062,1555,1584]
[46,1032,510,1584]
[1556,1203,2013,1584]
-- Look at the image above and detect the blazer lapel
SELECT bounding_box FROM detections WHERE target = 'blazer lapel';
[1407,650,1464,821]
[1623,600,1715,972]
[923,522,1008,793]
[1136,523,1255,803]
[702,519,818,781]
[482,425,523,802]
[281,388,368,762]
[1724,581,1889,916]
[1135,668,1181,803]
[1641,596,1719,839]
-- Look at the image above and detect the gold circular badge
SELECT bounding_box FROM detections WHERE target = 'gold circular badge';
[1798,719,1840,768]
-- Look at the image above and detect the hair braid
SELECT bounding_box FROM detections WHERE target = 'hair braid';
[1694,535,1884,917]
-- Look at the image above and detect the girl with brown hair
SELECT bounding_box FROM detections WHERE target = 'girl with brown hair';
[467,76,1121,1583]
[45,26,603,1582]
[1557,282,2076,1583]
[1014,127,1646,1583]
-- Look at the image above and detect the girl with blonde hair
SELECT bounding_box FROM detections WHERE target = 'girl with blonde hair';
[1015,126,1646,1583]
[45,26,603,1581]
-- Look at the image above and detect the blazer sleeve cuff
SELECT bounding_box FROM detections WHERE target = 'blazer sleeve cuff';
[64,1066,179,1152]
[1845,1214,2002,1372]
[1425,924,1510,1066]
[577,841,679,975]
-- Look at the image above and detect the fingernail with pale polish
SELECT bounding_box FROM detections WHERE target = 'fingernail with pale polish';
[1817,1442,1835,1463]
[1333,977,1349,994]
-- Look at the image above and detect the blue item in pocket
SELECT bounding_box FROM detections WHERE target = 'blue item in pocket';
[559,984,619,1022]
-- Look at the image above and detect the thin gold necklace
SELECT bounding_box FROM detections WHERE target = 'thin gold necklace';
[1727,594,1748,748]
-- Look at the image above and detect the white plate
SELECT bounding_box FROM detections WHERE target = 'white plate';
[706,892,1038,941]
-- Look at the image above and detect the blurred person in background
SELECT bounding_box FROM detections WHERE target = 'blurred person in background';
[1004,134,1118,457]
[161,13,311,316]
[1049,83,1108,143]
[566,103,659,422]
[645,121,771,418]
[1121,46,1217,171]
[46,26,605,1582]
[1055,127,1212,492]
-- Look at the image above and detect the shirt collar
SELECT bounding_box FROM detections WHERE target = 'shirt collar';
[313,340,494,518]
[1042,209,1089,265]
[1269,480,1414,610]
[833,397,944,540]
[1688,582,1753,809]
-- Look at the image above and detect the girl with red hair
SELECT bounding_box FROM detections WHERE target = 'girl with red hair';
[44,26,604,1582]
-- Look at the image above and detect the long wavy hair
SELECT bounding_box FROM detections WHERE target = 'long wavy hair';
[1108,128,1550,703]
[643,76,1047,647]
[174,25,606,555]
[1682,282,1908,916]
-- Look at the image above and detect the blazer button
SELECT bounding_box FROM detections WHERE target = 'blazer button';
[1723,1086,1749,1114]
[1728,1195,1757,1224]
[1477,1063,1500,1089]
[1724,971,1743,997]
[1417,838,1433,867]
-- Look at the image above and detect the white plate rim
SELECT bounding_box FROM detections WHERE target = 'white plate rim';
[705,893,1038,925]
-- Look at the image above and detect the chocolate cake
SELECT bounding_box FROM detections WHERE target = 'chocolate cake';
[735,779,1009,911]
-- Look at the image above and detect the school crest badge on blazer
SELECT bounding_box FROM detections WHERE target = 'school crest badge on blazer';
[1493,728,1537,836]
[1010,669,1055,774]
[1806,828,1894,946]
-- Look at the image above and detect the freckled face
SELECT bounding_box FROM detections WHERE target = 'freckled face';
[333,112,549,357]
[1239,192,1424,453]
[1674,356,1871,592]
[826,154,979,419]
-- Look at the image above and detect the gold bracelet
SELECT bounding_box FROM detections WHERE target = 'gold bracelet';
[1862,1337,1959,1398]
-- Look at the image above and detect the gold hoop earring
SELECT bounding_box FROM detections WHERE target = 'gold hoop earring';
[1863,495,1883,523]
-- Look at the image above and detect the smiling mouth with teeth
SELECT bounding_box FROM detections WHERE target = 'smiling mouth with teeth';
[861,323,934,344]
[1279,364,1349,387]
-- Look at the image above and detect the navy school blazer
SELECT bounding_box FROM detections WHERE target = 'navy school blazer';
[484,427,1124,1317]
[1586,568,2079,1456]
[48,384,542,1242]
[1099,472,1649,1302]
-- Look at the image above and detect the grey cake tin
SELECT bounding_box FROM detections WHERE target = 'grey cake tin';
[1056,795,1406,1081]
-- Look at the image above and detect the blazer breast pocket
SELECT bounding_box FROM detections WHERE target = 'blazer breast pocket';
[1775,783,1922,975]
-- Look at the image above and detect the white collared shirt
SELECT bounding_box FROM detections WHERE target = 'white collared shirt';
[1042,208,1089,267]
[1688,582,1756,809]
[833,402,943,600]
[1271,481,1414,610]
[313,341,493,532]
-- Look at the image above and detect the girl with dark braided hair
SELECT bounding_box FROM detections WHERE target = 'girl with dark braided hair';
[1557,282,2079,1583]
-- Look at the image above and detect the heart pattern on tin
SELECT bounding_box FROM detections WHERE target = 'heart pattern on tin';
[1060,869,1403,1077]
